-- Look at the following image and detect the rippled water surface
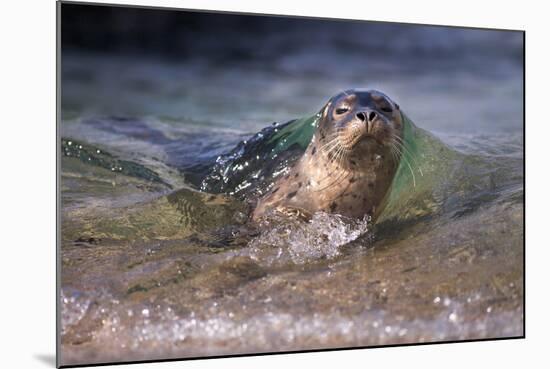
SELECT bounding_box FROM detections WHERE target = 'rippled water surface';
[60,20,523,366]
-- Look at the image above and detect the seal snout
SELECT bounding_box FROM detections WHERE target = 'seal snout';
[355,109,379,134]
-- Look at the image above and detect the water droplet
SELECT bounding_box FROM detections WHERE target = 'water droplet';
[449,312,457,322]
[433,296,441,304]
[142,308,150,317]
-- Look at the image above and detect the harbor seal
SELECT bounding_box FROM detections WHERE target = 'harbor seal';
[252,89,404,222]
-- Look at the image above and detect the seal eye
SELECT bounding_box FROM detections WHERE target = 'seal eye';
[335,107,349,115]
[380,106,393,113]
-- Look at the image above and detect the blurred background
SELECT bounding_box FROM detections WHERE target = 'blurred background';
[61,3,523,135]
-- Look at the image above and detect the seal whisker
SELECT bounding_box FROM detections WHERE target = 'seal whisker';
[394,142,422,180]
[389,144,400,165]
[389,145,400,165]
[392,134,414,158]
[321,133,352,163]
[392,134,423,177]
[391,139,413,163]
[314,164,350,192]
[319,133,343,151]
[320,143,340,158]
[320,138,342,154]
[322,142,343,161]
[317,143,350,187]
[391,141,416,187]
[315,144,345,184]
[392,136,420,170]
[404,157,417,187]
[389,136,418,187]
[337,145,350,169]
[335,143,349,167]
[392,135,414,158]
[330,144,345,168]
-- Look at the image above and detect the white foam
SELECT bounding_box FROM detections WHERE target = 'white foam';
[247,212,370,265]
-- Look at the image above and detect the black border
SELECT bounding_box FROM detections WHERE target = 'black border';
[58,0,524,32]
[56,1,526,368]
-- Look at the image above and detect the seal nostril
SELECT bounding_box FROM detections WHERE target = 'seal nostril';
[368,112,377,121]
[356,112,366,121]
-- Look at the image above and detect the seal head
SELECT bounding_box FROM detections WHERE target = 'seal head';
[252,89,404,221]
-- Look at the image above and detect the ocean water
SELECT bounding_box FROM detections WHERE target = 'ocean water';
[59,23,523,366]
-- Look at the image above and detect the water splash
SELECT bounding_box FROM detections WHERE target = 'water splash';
[200,115,318,200]
[246,212,370,265]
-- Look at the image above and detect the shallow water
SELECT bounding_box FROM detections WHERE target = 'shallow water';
[59,27,523,366]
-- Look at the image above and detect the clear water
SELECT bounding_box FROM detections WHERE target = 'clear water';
[59,27,523,366]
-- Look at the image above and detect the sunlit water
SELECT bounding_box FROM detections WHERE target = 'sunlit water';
[59,36,523,366]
